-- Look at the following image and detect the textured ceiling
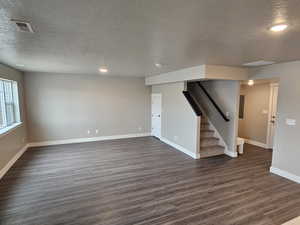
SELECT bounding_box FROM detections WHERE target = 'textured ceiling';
[0,0,300,76]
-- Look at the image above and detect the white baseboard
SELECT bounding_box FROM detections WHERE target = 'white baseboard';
[244,139,268,149]
[28,133,151,148]
[224,149,238,158]
[270,167,300,184]
[0,144,29,180]
[160,137,199,159]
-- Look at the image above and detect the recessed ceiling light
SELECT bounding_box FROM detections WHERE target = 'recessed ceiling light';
[155,63,162,68]
[248,80,254,86]
[99,67,108,73]
[270,24,288,32]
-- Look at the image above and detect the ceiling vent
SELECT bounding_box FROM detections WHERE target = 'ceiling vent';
[242,61,275,67]
[11,19,34,33]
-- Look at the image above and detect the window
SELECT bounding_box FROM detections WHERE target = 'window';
[0,78,21,132]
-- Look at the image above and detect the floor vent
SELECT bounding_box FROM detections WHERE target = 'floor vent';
[11,19,34,33]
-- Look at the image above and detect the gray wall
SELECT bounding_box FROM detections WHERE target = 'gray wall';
[0,64,27,171]
[25,72,151,142]
[250,61,300,177]
[152,82,199,154]
[189,80,240,154]
[238,84,270,144]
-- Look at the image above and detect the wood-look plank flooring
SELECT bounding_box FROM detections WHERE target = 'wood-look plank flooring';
[0,137,300,225]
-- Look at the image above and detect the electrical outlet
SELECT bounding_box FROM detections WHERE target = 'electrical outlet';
[174,136,178,141]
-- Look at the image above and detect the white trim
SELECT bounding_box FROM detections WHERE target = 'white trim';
[224,149,238,158]
[0,122,23,138]
[0,144,28,180]
[244,138,268,149]
[160,137,200,159]
[28,133,151,147]
[270,167,300,184]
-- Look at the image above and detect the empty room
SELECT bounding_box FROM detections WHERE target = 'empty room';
[1,1,300,225]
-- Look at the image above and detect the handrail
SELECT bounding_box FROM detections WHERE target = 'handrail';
[182,91,202,116]
[196,82,230,122]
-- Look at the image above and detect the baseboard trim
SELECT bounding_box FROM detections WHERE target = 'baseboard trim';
[160,137,199,159]
[224,149,238,158]
[28,133,151,148]
[0,144,29,180]
[270,167,300,184]
[244,139,268,149]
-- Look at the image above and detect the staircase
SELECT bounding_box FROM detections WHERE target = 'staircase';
[200,116,225,158]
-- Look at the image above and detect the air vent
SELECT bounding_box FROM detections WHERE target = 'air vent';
[243,61,275,67]
[11,19,34,33]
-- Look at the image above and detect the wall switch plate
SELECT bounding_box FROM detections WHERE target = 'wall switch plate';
[286,118,296,126]
[138,127,142,131]
[95,129,99,134]
[87,130,91,134]
[174,136,178,141]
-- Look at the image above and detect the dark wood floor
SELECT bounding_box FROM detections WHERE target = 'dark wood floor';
[0,137,300,225]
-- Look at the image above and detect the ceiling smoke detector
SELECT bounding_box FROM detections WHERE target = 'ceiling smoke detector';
[11,19,34,33]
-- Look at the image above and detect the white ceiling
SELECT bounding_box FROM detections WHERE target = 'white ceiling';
[1,0,300,76]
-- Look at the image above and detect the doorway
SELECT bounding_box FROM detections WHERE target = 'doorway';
[151,94,162,139]
[238,80,279,150]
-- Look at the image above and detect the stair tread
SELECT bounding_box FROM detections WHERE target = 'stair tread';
[200,129,214,132]
[200,145,225,158]
[201,145,224,150]
[200,137,219,140]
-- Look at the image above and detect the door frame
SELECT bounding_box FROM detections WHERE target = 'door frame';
[266,83,279,149]
[151,93,162,139]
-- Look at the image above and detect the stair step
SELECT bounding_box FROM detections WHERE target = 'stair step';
[201,121,209,125]
[200,145,225,158]
[201,117,209,122]
[200,129,215,137]
[200,137,219,147]
[200,123,210,129]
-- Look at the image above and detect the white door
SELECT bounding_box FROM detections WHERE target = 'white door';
[268,83,279,148]
[151,94,162,139]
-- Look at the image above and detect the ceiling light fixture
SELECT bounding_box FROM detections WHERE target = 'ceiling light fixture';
[243,61,275,67]
[99,67,108,73]
[248,80,254,86]
[270,24,288,32]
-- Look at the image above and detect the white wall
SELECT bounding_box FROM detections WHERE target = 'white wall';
[152,82,199,156]
[250,61,300,179]
[25,72,151,142]
[0,64,27,171]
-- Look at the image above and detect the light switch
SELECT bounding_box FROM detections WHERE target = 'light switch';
[286,118,296,126]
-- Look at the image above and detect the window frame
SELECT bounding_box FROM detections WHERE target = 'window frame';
[0,78,22,137]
